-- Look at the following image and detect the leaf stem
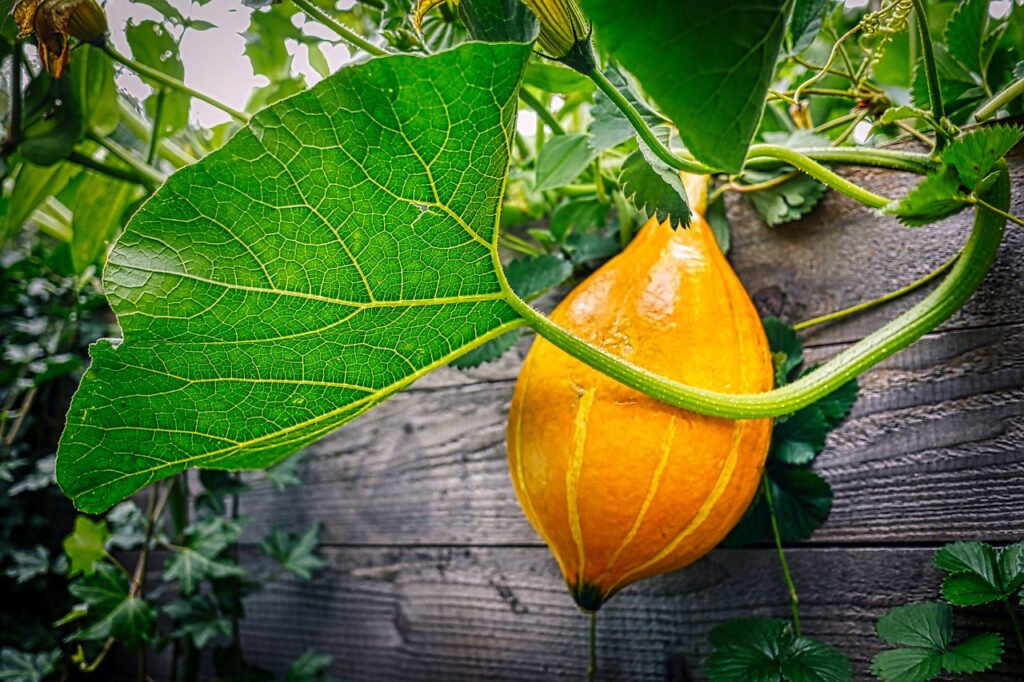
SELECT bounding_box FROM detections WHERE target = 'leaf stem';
[763,473,801,637]
[519,87,565,135]
[504,165,1009,418]
[89,133,166,188]
[101,43,250,124]
[794,253,958,331]
[745,147,935,175]
[910,0,946,142]
[589,67,714,174]
[1003,598,1024,660]
[66,150,152,188]
[975,76,1024,121]
[747,144,890,209]
[587,611,598,682]
[147,88,167,166]
[972,197,1024,228]
[292,0,387,57]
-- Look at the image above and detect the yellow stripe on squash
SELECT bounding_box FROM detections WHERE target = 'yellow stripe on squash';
[507,212,774,611]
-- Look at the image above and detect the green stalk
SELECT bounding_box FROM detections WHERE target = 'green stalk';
[501,164,1009,419]
[589,68,926,205]
[911,0,946,142]
[119,102,196,168]
[589,68,714,174]
[1004,598,1024,660]
[89,133,167,188]
[292,0,387,57]
[66,150,153,188]
[519,87,566,135]
[147,88,167,166]
[745,147,935,175]
[975,76,1024,121]
[101,44,251,124]
[587,611,598,682]
[764,474,801,637]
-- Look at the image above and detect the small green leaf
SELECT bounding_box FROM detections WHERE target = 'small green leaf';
[163,548,245,594]
[450,330,523,369]
[264,449,307,491]
[876,603,951,650]
[587,63,666,153]
[73,46,119,137]
[771,408,830,465]
[505,254,573,300]
[763,317,804,386]
[885,167,968,227]
[581,0,793,172]
[998,541,1024,593]
[705,194,731,255]
[945,0,990,76]
[940,125,1024,190]
[68,563,128,615]
[618,146,690,229]
[550,197,607,242]
[3,546,52,584]
[72,596,157,649]
[787,0,838,56]
[706,618,851,682]
[743,170,826,228]
[523,62,594,95]
[261,525,328,580]
[2,162,79,243]
[126,20,189,135]
[535,133,597,191]
[941,632,1003,674]
[870,647,942,682]
[62,516,110,576]
[0,648,61,682]
[164,594,233,648]
[70,172,138,275]
[287,648,338,682]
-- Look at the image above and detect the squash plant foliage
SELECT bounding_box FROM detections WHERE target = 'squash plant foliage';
[51,0,1023,516]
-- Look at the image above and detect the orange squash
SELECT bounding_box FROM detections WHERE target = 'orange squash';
[506,210,774,611]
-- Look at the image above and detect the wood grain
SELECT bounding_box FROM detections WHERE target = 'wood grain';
[235,546,1023,681]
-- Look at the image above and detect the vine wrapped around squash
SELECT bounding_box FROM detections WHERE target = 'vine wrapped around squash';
[507,206,774,610]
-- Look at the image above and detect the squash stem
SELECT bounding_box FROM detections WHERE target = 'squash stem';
[588,68,900,209]
[504,164,1009,419]
[764,473,801,638]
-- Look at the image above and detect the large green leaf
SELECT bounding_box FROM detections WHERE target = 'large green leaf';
[580,0,793,173]
[56,41,533,513]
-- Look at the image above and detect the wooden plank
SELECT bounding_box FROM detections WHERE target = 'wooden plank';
[233,545,1023,681]
[237,322,1024,546]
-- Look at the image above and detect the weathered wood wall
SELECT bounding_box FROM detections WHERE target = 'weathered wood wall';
[227,153,1024,680]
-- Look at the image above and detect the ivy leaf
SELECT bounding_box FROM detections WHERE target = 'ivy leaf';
[164,594,234,648]
[68,564,157,649]
[535,133,597,191]
[287,649,339,682]
[940,633,1004,675]
[872,602,1003,682]
[106,501,148,550]
[264,449,306,491]
[262,525,328,580]
[581,0,792,172]
[56,41,534,513]
[3,546,53,584]
[0,648,61,682]
[705,618,852,682]
[618,146,691,229]
[62,516,109,576]
[163,517,246,593]
[68,563,128,616]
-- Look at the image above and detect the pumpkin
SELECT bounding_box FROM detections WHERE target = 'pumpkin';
[506,208,774,610]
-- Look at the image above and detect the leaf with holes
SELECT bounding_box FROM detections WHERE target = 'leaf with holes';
[56,42,534,513]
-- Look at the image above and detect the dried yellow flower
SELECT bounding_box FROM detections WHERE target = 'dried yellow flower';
[13,0,108,79]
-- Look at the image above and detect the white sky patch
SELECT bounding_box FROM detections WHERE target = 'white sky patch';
[106,0,356,128]
[852,119,873,144]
